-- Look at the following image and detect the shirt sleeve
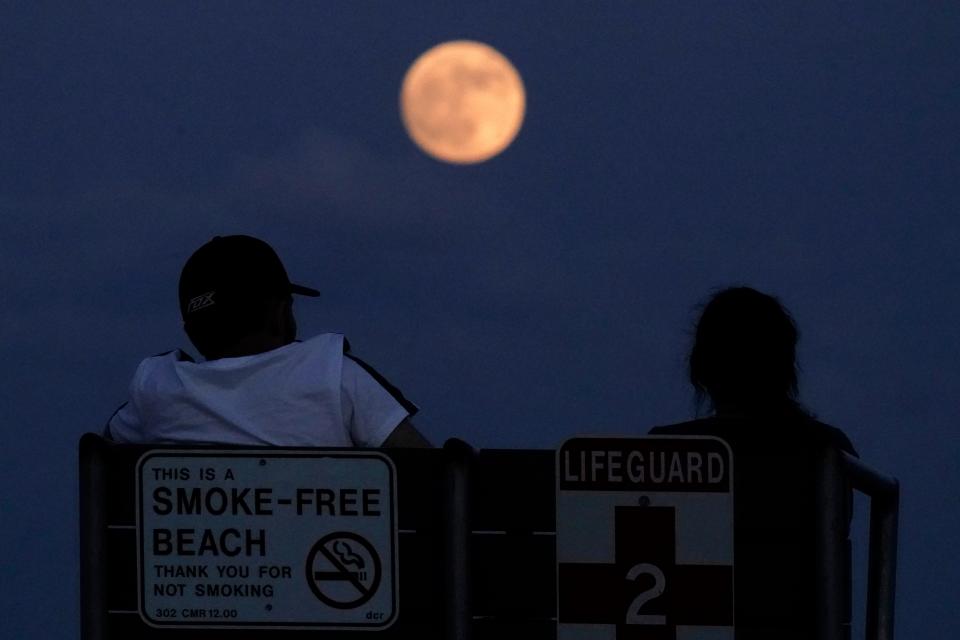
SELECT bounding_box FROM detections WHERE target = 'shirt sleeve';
[105,357,152,442]
[106,400,143,442]
[340,356,416,447]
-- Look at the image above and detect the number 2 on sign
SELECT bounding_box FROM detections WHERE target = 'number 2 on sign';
[625,563,666,625]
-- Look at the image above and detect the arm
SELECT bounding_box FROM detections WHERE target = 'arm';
[340,353,429,447]
[104,401,142,443]
[381,418,432,448]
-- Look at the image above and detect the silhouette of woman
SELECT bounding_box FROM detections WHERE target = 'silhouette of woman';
[690,286,811,418]
[651,286,857,637]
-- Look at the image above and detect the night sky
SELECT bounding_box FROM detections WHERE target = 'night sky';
[2,2,958,638]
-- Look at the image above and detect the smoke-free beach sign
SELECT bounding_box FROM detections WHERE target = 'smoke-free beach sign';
[137,450,397,629]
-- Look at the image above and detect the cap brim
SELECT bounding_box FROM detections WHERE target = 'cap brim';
[291,283,320,297]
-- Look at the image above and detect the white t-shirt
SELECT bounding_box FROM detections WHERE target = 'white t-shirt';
[107,334,414,447]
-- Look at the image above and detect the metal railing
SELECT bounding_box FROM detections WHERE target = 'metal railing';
[443,439,475,640]
[817,447,900,640]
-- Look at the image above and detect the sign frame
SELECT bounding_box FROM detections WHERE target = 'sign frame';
[135,449,398,631]
[556,435,735,640]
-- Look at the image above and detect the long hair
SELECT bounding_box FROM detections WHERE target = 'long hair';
[689,287,803,415]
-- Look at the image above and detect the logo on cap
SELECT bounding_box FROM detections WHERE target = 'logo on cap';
[186,291,216,313]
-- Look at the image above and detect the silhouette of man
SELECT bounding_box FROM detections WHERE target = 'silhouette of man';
[107,235,430,447]
[650,286,856,636]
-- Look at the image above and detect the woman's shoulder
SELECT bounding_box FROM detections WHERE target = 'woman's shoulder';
[649,417,719,435]
[650,413,857,456]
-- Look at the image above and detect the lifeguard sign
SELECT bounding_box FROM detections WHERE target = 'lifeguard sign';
[556,436,734,639]
[137,450,397,630]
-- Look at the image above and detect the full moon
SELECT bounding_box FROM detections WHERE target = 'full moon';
[400,40,525,164]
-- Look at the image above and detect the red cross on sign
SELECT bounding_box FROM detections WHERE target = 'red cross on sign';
[559,506,732,637]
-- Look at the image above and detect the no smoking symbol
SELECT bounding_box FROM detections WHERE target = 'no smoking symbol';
[306,532,382,609]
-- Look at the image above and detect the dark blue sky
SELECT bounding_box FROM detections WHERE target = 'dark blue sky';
[2,2,958,638]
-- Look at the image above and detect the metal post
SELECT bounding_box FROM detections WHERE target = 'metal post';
[816,445,846,640]
[843,454,899,640]
[79,434,107,640]
[443,438,475,640]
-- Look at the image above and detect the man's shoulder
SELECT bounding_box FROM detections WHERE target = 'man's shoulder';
[221,333,347,366]
[294,333,346,355]
[131,348,193,379]
[142,348,193,363]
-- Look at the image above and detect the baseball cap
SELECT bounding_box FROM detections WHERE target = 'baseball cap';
[179,235,319,322]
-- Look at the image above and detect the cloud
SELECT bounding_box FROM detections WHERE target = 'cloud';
[227,127,482,232]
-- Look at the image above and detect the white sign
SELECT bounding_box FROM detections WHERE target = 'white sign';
[556,436,735,640]
[137,450,397,629]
